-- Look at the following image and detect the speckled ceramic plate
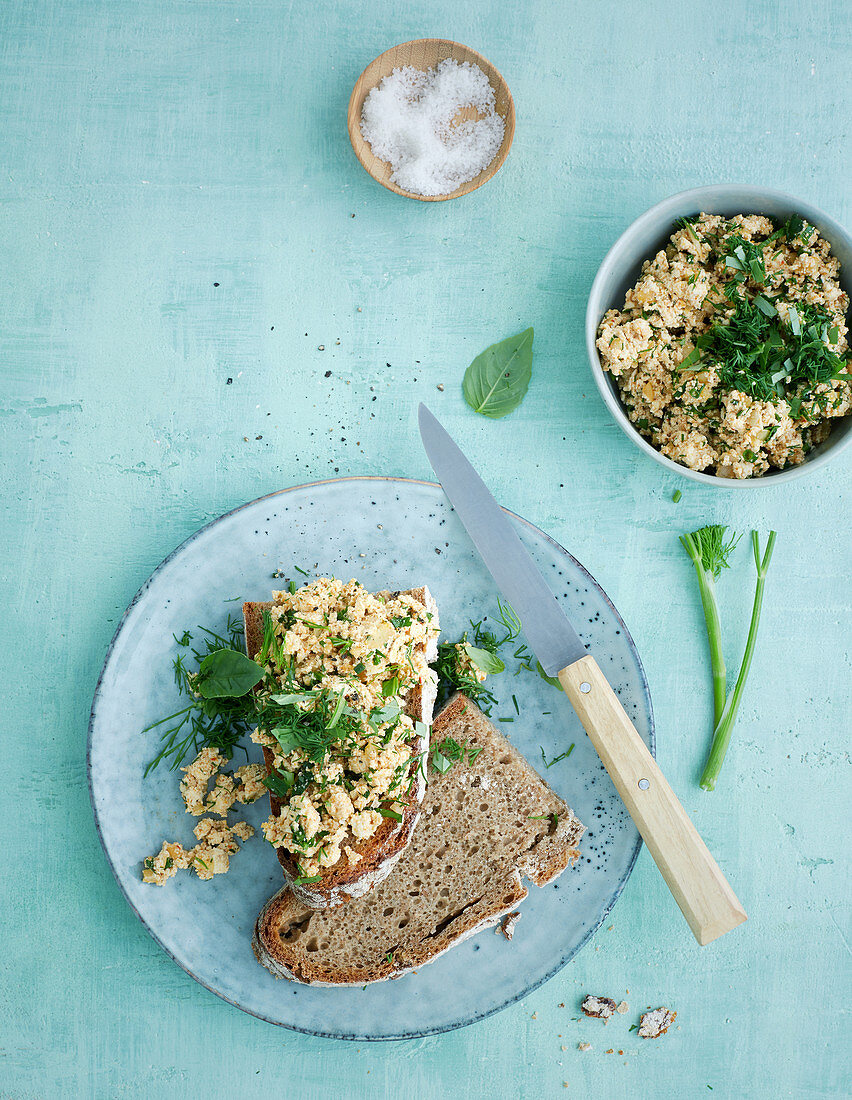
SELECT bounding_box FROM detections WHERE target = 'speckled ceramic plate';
[88,478,654,1040]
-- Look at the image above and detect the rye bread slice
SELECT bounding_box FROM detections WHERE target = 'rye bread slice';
[243,586,438,910]
[252,693,585,984]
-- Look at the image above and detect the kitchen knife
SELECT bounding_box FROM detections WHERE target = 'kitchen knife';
[419,404,746,945]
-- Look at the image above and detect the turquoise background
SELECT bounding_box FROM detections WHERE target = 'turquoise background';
[1,0,849,1096]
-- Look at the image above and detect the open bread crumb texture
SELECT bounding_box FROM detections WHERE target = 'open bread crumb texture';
[271,697,582,973]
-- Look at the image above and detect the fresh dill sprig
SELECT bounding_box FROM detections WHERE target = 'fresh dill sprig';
[678,231,850,411]
[143,615,256,776]
[434,598,525,714]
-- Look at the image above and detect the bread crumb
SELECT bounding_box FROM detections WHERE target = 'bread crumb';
[496,911,521,940]
[578,1042,592,1052]
[581,995,617,1020]
[605,1048,614,1054]
[639,1007,677,1038]
[616,1001,629,1014]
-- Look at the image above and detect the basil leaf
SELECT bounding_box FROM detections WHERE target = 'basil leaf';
[463,327,534,418]
[196,649,264,698]
[371,700,401,725]
[269,691,316,706]
[263,769,294,796]
[536,660,564,692]
[326,690,346,729]
[269,727,302,755]
[463,643,505,675]
[676,347,702,370]
[431,747,453,774]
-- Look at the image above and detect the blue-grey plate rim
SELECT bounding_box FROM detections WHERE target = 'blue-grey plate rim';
[87,476,654,1040]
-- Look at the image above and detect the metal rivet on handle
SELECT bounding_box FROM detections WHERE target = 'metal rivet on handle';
[579,682,591,694]
[638,778,650,790]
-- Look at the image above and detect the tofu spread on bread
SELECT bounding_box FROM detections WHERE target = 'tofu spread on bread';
[251,578,439,880]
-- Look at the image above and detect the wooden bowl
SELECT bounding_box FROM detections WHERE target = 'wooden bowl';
[347,39,515,202]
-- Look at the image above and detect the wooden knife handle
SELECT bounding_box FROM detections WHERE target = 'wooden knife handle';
[558,654,746,945]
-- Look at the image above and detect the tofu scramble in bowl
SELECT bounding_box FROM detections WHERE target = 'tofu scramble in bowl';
[586,187,852,484]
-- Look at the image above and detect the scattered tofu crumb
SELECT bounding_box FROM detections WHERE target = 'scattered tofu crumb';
[581,995,617,1020]
[578,1042,592,1052]
[616,1000,629,1014]
[142,818,254,885]
[179,747,225,815]
[639,1007,677,1038]
[189,818,255,881]
[142,841,190,885]
[234,763,266,803]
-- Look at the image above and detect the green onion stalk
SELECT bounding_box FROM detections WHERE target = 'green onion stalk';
[700,531,776,791]
[680,526,741,728]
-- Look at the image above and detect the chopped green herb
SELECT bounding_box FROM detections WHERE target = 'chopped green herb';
[540,744,574,768]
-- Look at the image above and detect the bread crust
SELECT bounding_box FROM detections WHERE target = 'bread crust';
[242,586,438,909]
[252,693,585,984]
[252,871,528,985]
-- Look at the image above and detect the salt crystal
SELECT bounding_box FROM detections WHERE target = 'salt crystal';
[360,59,505,197]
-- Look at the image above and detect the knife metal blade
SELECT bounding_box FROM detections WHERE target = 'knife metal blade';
[418,404,587,675]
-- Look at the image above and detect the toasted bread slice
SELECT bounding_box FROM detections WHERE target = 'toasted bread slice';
[243,586,439,910]
[252,693,584,984]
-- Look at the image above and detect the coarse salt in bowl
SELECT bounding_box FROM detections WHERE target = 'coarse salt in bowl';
[360,60,504,198]
[585,185,852,487]
[348,40,515,202]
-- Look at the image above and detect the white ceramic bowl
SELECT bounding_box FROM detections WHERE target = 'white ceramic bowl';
[585,185,852,486]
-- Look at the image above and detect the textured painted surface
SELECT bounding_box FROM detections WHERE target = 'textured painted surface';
[0,0,849,1096]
